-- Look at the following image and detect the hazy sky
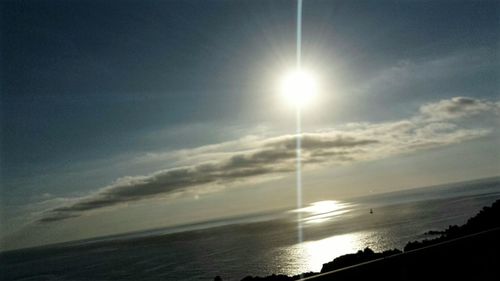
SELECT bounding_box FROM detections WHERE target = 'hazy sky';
[1,0,499,250]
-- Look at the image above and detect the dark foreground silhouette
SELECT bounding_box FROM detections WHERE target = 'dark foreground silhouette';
[215,199,500,281]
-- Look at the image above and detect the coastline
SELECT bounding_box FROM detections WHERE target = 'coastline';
[232,199,500,281]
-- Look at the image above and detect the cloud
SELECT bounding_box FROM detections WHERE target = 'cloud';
[419,97,500,120]
[354,48,497,99]
[39,134,376,223]
[38,97,498,223]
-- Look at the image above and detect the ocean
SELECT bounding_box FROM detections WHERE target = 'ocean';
[2,177,500,281]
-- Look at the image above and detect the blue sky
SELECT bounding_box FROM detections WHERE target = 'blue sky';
[1,0,499,250]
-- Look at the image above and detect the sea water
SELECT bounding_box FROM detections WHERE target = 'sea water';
[1,177,499,281]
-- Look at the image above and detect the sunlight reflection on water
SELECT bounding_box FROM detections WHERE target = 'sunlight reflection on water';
[292,200,355,224]
[280,231,374,274]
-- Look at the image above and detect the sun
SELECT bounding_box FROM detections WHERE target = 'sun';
[280,69,318,109]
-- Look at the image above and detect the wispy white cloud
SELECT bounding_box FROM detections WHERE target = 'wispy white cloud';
[38,97,498,223]
[355,48,496,96]
[419,96,500,121]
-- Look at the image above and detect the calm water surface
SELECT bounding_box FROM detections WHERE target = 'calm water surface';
[2,177,499,281]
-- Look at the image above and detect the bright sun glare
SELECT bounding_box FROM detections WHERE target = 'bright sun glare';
[280,69,318,108]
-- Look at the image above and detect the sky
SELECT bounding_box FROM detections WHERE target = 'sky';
[1,0,499,250]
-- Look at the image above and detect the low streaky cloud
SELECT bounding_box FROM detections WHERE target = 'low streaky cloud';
[39,97,498,223]
[39,134,376,223]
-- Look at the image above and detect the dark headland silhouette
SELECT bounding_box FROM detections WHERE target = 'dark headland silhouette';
[215,199,500,281]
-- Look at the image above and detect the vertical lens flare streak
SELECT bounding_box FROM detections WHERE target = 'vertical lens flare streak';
[297,0,302,69]
[296,0,304,246]
[296,107,303,243]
